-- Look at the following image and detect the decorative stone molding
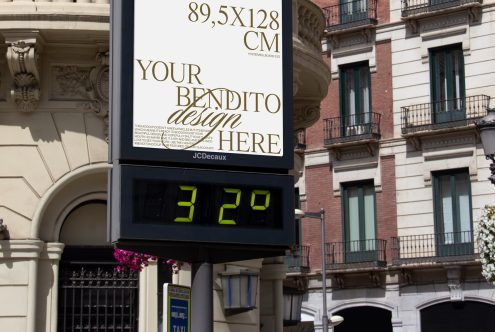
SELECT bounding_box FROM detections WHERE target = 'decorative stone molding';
[332,274,344,289]
[4,31,42,112]
[332,153,382,196]
[400,269,413,285]
[40,242,65,261]
[0,239,44,259]
[84,51,109,119]
[52,65,92,99]
[84,51,110,139]
[296,0,325,55]
[51,51,109,139]
[369,271,381,287]
[294,103,320,130]
[293,67,301,97]
[446,267,463,302]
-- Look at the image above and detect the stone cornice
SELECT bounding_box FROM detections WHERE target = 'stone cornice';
[0,239,44,259]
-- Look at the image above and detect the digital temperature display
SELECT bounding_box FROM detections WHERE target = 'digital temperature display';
[134,179,282,229]
[110,164,295,262]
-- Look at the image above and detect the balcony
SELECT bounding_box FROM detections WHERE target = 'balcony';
[326,239,387,270]
[401,95,490,135]
[324,112,381,146]
[284,245,310,273]
[391,231,477,266]
[323,0,377,33]
[401,0,482,18]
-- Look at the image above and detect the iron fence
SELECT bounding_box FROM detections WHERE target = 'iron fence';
[324,112,381,145]
[326,239,387,268]
[401,95,490,134]
[58,264,139,332]
[391,231,476,264]
[323,0,377,31]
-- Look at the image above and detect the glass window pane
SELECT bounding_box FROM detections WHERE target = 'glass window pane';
[456,173,471,237]
[348,187,360,246]
[360,67,370,117]
[364,186,375,250]
[439,175,454,242]
[345,69,356,121]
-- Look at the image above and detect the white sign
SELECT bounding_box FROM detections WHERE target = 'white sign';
[133,0,284,157]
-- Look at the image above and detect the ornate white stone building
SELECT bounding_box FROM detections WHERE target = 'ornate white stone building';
[0,1,330,332]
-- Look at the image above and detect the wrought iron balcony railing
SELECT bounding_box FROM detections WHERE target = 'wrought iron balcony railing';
[401,95,490,135]
[284,245,311,273]
[326,239,387,269]
[401,0,482,18]
[391,231,476,265]
[324,112,381,146]
[323,0,377,32]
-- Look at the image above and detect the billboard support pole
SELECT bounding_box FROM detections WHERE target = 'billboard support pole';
[191,262,213,332]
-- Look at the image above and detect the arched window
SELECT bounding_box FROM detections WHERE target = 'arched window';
[57,201,139,332]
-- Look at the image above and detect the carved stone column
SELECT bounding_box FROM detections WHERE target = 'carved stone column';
[4,31,42,112]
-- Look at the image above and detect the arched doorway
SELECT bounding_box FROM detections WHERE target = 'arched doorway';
[421,301,495,332]
[334,306,392,332]
[57,201,139,332]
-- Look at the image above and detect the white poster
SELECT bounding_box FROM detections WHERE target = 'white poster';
[133,0,284,157]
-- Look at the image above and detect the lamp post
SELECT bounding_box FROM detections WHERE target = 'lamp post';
[476,108,495,184]
[295,208,329,332]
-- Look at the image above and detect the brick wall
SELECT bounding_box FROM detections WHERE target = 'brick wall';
[302,163,341,270]
[373,40,393,139]
[376,155,398,264]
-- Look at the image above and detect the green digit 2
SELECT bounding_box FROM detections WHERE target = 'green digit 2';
[250,190,270,211]
[174,185,197,223]
[218,188,241,225]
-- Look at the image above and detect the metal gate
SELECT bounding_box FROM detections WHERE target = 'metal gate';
[58,250,139,332]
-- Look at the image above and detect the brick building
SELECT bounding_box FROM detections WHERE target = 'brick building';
[0,1,329,332]
[286,0,495,331]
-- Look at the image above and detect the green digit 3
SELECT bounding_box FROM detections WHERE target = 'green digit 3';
[174,185,197,223]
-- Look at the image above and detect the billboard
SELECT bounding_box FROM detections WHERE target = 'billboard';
[111,0,293,170]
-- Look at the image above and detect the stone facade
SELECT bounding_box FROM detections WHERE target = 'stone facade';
[0,1,330,332]
[292,0,495,331]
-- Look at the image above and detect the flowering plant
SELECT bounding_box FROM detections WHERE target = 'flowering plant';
[475,205,495,282]
[113,248,157,272]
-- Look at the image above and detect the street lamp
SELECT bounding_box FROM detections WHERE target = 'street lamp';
[295,208,330,331]
[476,108,495,184]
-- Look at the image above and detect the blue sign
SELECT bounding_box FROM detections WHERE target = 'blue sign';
[163,284,191,332]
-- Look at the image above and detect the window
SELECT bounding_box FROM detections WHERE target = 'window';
[342,182,376,262]
[340,0,368,24]
[430,44,466,123]
[340,62,371,137]
[433,169,473,257]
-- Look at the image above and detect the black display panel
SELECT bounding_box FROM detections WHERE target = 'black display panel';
[110,164,295,263]
[134,179,282,229]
